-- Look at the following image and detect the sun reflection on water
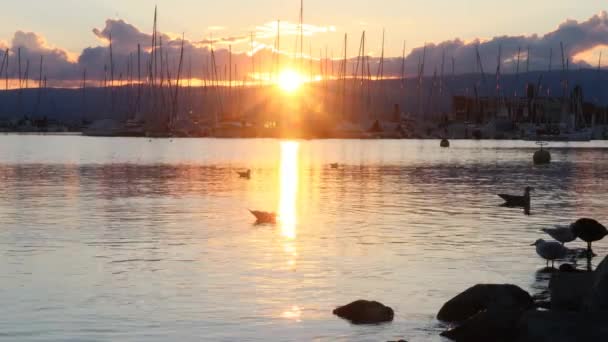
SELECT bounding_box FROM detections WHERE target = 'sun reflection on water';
[278,141,299,240]
[281,305,302,322]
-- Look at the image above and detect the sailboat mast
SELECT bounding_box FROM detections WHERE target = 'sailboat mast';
[299,0,304,72]
[17,48,23,117]
[0,50,6,89]
[440,49,445,96]
[400,41,406,88]
[418,44,426,117]
[151,6,157,85]
[18,48,21,89]
[560,41,566,98]
[229,45,232,92]
[81,68,87,122]
[526,46,530,73]
[495,44,502,98]
[24,59,30,89]
[309,43,313,81]
[250,32,255,84]
[35,55,43,114]
[4,49,8,91]
[172,34,185,126]
[377,29,385,80]
[342,33,347,120]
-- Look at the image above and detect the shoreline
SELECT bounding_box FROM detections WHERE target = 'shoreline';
[1,131,607,141]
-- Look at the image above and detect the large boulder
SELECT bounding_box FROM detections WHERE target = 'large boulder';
[583,254,608,311]
[437,284,533,322]
[333,300,394,324]
[549,272,595,311]
[516,310,608,342]
[441,309,524,342]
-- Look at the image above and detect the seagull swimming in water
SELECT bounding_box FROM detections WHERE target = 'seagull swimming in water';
[330,163,339,169]
[531,239,568,268]
[237,169,251,179]
[498,186,533,207]
[249,210,277,224]
[541,225,576,245]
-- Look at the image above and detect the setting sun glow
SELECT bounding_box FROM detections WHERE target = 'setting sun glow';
[277,69,304,93]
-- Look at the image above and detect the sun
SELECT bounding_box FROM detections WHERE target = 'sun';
[277,69,304,93]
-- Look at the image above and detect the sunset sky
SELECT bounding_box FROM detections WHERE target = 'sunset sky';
[1,0,608,83]
[2,0,606,57]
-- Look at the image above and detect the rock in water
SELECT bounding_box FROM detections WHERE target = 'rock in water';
[333,300,394,324]
[550,272,595,311]
[583,254,608,311]
[437,284,533,322]
[516,310,608,342]
[441,309,523,342]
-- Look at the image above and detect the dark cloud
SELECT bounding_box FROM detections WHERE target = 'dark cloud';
[3,31,77,81]
[388,11,608,76]
[92,19,153,54]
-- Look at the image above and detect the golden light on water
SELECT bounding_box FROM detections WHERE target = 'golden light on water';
[277,69,304,93]
[281,305,302,321]
[278,141,299,240]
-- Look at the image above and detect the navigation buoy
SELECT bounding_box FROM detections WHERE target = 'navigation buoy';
[440,138,450,148]
[533,142,551,165]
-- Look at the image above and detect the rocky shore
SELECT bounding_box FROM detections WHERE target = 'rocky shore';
[438,254,608,342]
[332,254,608,341]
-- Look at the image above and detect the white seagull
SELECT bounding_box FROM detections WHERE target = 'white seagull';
[531,239,568,267]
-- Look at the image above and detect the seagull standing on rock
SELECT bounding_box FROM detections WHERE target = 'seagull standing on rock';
[531,239,568,268]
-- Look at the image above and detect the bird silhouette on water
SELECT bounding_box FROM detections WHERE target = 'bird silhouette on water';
[498,186,533,207]
[570,218,607,256]
[249,210,277,224]
[237,169,251,179]
[531,239,568,268]
[330,163,339,169]
[542,225,576,245]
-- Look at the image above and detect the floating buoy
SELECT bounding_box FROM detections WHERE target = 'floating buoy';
[533,142,551,165]
[440,138,450,148]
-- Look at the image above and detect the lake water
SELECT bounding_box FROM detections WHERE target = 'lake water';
[1,135,607,342]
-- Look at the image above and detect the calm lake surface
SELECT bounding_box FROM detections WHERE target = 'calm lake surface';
[1,135,607,341]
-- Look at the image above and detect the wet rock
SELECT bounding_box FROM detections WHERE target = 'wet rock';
[441,309,523,342]
[558,263,585,273]
[549,272,594,311]
[333,300,394,324]
[583,254,608,311]
[534,300,551,310]
[516,310,608,342]
[437,284,533,322]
